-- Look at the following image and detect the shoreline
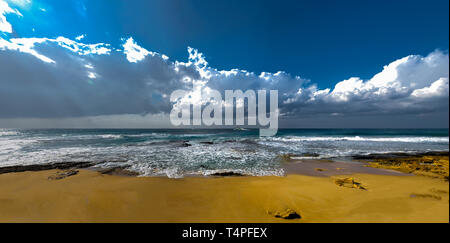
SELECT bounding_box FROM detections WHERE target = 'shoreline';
[0,168,448,223]
[0,151,448,178]
[0,152,448,223]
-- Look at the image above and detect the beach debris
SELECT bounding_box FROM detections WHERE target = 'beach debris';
[334,177,367,190]
[48,169,79,180]
[267,208,301,220]
[315,168,327,172]
[410,193,442,200]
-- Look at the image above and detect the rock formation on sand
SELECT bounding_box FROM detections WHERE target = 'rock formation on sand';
[48,169,79,180]
[334,177,367,190]
[267,208,301,220]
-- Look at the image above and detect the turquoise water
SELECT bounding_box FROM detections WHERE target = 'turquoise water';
[0,129,448,177]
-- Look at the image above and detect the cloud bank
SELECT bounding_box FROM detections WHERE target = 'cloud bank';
[0,1,448,127]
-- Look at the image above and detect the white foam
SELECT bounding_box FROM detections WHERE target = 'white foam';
[201,168,285,177]
[0,130,19,136]
[265,136,449,143]
[98,134,122,139]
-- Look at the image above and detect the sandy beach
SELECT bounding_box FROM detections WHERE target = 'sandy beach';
[0,156,448,223]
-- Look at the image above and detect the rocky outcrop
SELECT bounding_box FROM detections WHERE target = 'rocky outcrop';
[0,161,97,175]
[48,169,79,180]
[362,153,449,181]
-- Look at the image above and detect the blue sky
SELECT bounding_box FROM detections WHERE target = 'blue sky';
[6,0,449,86]
[0,0,449,128]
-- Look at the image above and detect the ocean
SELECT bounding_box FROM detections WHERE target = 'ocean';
[0,128,448,178]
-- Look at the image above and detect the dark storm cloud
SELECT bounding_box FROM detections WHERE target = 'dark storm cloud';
[0,35,448,127]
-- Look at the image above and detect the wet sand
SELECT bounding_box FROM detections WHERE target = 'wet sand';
[0,168,448,223]
[283,159,409,177]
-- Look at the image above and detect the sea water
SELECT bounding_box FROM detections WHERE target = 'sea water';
[0,128,448,178]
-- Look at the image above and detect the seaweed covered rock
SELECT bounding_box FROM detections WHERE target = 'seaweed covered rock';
[334,177,367,190]
[365,154,449,180]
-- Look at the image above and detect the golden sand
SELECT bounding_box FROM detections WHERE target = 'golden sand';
[0,169,448,223]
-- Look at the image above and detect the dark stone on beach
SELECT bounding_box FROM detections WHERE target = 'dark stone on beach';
[48,169,79,180]
[181,141,192,147]
[0,161,98,175]
[210,171,245,176]
[276,211,301,220]
[300,153,320,157]
[268,208,301,220]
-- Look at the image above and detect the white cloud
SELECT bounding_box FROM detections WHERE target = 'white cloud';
[75,34,85,41]
[0,0,447,128]
[0,35,111,63]
[53,36,111,55]
[87,71,97,79]
[0,37,55,63]
[0,5,448,123]
[122,37,153,63]
[411,78,449,99]
[0,0,21,33]
[329,77,364,102]
[1,30,448,119]
[283,50,449,116]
